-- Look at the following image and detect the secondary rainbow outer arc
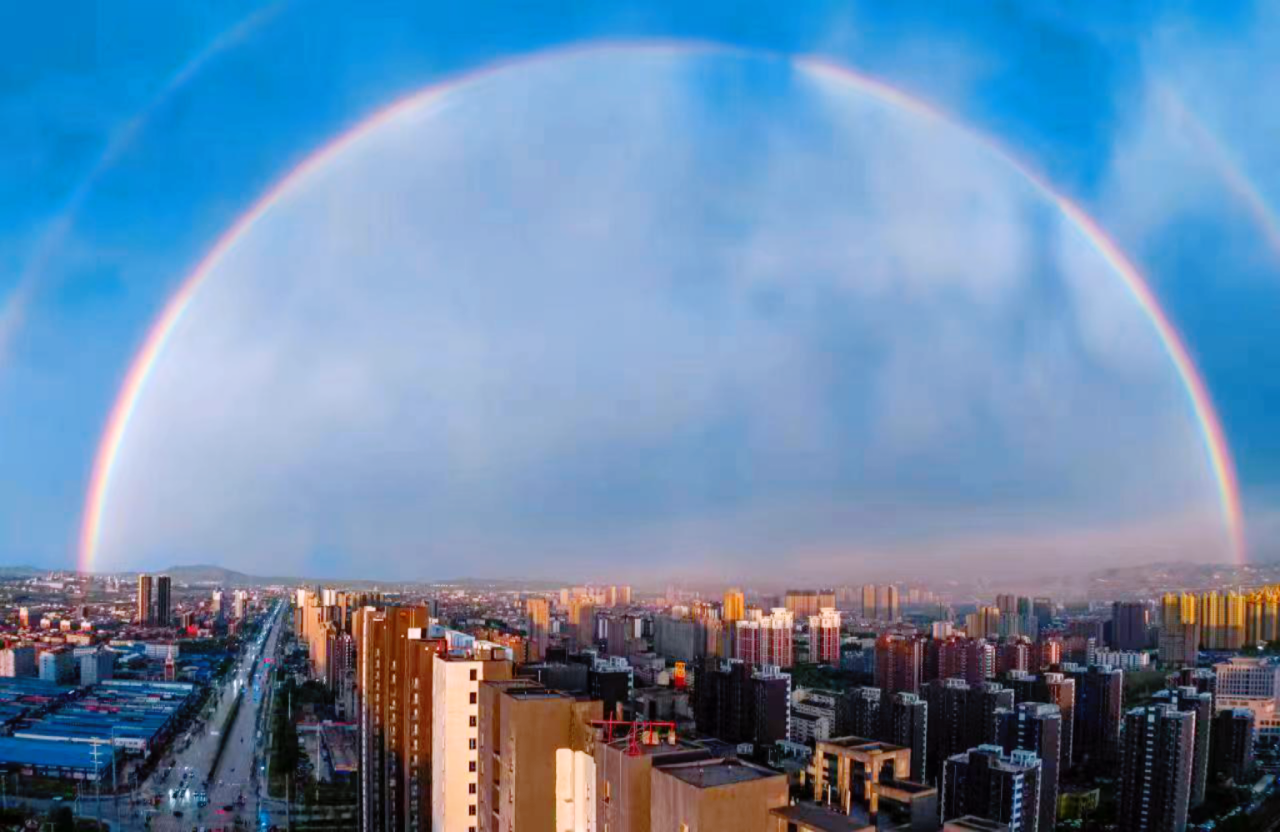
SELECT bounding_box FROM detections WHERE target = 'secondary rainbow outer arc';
[75,40,1247,572]
[1,2,289,364]
[1157,84,1280,261]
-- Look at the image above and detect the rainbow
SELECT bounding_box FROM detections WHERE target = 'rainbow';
[76,40,1248,572]
[1157,84,1280,261]
[1,2,288,365]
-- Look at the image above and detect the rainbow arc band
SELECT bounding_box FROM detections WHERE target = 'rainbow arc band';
[76,40,1247,571]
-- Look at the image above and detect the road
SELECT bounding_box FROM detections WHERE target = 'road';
[125,601,287,831]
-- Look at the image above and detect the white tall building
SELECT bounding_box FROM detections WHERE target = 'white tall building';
[0,646,36,677]
[735,607,796,668]
[431,643,513,832]
[233,590,249,620]
[1215,656,1280,708]
[809,608,842,665]
[555,747,596,832]
[80,648,115,686]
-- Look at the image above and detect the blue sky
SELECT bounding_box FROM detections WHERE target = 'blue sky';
[2,1,1279,581]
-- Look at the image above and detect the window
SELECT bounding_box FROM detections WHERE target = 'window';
[469,783,477,794]
[469,738,477,750]
[469,761,477,772]
[469,805,477,816]
[470,692,478,704]
[470,669,478,681]
[470,716,477,727]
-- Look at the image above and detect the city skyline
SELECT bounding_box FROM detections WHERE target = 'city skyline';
[7,6,1280,832]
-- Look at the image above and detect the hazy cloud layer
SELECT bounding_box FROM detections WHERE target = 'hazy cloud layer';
[98,49,1224,579]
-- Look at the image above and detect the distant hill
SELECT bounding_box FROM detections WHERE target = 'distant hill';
[0,566,45,579]
[160,564,292,586]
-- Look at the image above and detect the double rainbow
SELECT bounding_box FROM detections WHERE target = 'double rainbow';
[76,41,1247,571]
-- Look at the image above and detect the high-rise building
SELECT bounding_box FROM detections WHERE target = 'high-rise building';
[785,589,821,618]
[226,589,245,620]
[876,585,901,622]
[596,737,715,832]
[838,686,881,738]
[1110,602,1149,650]
[1063,664,1122,768]
[1175,667,1217,710]
[812,737,934,818]
[0,646,36,678]
[996,639,1031,677]
[941,745,1041,832]
[210,589,224,618]
[862,584,878,620]
[79,648,115,686]
[694,658,791,747]
[1119,704,1195,832]
[526,598,550,662]
[1153,686,1212,808]
[651,757,788,831]
[925,679,1012,786]
[1212,708,1255,783]
[735,608,794,668]
[38,649,75,684]
[932,636,995,686]
[876,634,925,697]
[476,680,601,831]
[1198,590,1246,650]
[155,575,171,626]
[723,588,745,623]
[808,608,841,665]
[997,702,1061,832]
[886,691,929,784]
[355,605,437,832]
[568,597,595,652]
[1213,656,1280,713]
[966,607,1002,640]
[431,644,514,832]
[137,574,153,625]
[1032,598,1054,627]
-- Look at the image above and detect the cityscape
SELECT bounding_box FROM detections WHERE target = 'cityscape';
[5,2,1280,832]
[0,569,1278,830]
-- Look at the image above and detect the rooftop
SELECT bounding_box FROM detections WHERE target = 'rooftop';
[769,803,874,831]
[944,817,1010,831]
[604,737,709,760]
[0,736,112,773]
[820,736,908,755]
[658,757,784,789]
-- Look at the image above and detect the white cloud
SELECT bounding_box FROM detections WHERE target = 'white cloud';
[96,47,1225,578]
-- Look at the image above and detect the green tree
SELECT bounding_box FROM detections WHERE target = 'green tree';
[49,806,74,832]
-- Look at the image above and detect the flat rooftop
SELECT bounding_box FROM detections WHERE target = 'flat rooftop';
[658,758,784,789]
[0,736,112,773]
[820,737,907,754]
[770,803,873,831]
[945,818,1010,831]
[603,738,709,760]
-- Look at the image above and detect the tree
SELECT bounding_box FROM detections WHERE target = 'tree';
[49,806,75,832]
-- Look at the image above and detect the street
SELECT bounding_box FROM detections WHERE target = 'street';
[99,601,287,832]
